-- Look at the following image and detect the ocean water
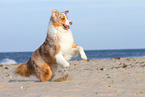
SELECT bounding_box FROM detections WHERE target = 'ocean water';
[0,49,145,64]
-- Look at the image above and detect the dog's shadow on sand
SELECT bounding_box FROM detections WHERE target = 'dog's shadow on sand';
[9,79,40,83]
[9,73,70,83]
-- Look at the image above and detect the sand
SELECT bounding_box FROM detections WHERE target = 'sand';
[0,57,145,97]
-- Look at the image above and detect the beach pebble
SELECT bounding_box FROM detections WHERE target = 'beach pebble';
[107,76,111,78]
[114,57,120,60]
[4,67,9,69]
[21,86,24,89]
[100,68,105,70]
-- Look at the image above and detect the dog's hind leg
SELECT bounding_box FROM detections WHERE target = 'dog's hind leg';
[50,64,58,81]
[34,64,52,82]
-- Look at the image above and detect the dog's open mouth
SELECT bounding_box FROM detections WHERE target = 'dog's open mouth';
[62,24,70,30]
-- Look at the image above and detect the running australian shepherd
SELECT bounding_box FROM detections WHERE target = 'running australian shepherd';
[15,10,87,82]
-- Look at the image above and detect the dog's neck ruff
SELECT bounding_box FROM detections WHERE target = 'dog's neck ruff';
[47,21,71,37]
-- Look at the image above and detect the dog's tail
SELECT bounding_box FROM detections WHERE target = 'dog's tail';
[14,62,34,77]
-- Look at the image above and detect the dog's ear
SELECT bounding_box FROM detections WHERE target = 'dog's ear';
[64,10,69,14]
[52,9,59,18]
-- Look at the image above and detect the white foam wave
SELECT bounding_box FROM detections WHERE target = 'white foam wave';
[0,58,17,64]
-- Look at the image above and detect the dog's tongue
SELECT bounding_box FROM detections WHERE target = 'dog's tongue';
[64,25,70,29]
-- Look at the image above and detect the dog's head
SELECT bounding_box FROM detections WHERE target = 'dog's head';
[51,10,72,30]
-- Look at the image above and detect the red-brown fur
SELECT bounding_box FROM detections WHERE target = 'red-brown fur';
[15,62,33,77]
[15,34,60,82]
[72,42,78,48]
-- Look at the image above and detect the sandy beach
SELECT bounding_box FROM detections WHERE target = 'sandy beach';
[0,57,145,97]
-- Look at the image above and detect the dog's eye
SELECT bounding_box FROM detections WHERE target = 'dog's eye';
[62,18,65,20]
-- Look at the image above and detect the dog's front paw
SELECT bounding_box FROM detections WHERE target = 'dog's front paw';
[63,62,70,68]
[81,55,88,60]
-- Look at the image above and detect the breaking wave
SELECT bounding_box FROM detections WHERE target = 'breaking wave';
[0,58,17,64]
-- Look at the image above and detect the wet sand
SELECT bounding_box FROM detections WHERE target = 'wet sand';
[0,57,145,97]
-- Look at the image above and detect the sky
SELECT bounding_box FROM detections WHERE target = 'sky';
[0,0,145,52]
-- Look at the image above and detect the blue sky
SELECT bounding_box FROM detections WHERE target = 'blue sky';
[0,0,145,52]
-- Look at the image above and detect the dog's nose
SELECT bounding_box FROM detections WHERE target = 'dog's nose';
[69,21,72,25]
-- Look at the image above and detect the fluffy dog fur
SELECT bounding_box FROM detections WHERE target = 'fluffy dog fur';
[15,10,87,82]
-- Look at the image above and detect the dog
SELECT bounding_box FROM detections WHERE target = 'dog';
[15,10,87,82]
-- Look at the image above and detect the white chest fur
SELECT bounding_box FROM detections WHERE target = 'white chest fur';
[57,27,74,60]
[47,22,74,60]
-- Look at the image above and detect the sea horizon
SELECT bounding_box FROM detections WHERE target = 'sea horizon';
[1,48,145,64]
[1,48,145,53]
